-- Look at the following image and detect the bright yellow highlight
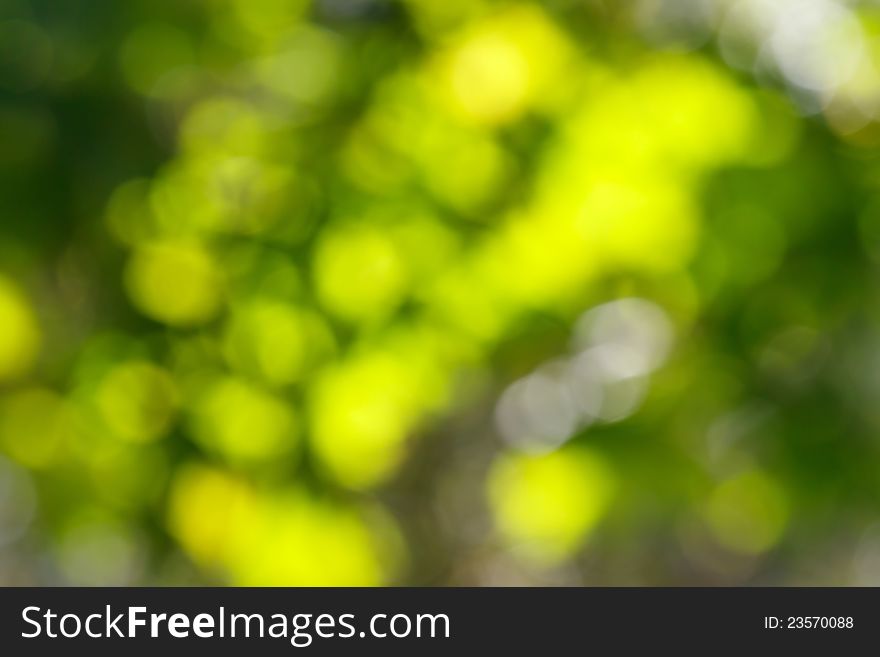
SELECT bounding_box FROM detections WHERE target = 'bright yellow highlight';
[343,81,512,210]
[489,212,599,307]
[168,464,395,585]
[192,377,297,466]
[0,388,71,468]
[96,361,178,443]
[310,352,430,489]
[0,277,40,381]
[577,178,698,273]
[167,464,256,567]
[627,56,757,167]
[125,242,222,326]
[706,470,789,555]
[314,223,407,324]
[563,56,757,176]
[488,447,615,563]
[223,300,334,385]
[225,492,396,586]
[447,31,528,125]
[437,5,573,125]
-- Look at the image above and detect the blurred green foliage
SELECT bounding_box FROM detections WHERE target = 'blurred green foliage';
[3,0,880,585]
